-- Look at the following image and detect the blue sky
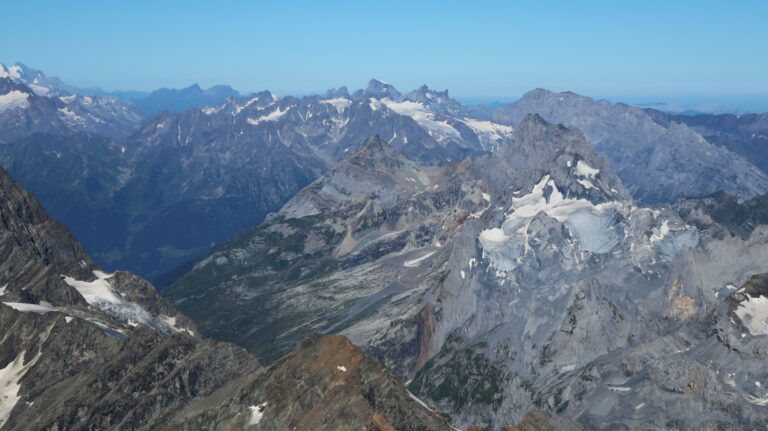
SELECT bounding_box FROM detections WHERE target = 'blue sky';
[2,0,767,106]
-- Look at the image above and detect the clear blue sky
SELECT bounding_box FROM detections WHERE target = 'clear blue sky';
[2,0,767,103]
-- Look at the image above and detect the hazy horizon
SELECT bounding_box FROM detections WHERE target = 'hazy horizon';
[3,1,767,97]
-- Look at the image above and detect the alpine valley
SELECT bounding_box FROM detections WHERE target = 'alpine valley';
[2,61,768,430]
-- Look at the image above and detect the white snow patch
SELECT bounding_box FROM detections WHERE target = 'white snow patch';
[336,365,347,372]
[735,294,768,336]
[650,220,671,243]
[0,284,6,296]
[233,96,267,115]
[201,105,224,115]
[247,106,289,125]
[93,270,112,279]
[28,84,49,95]
[368,97,382,111]
[482,192,491,202]
[379,99,460,139]
[63,272,122,305]
[58,107,85,123]
[0,351,40,428]
[462,118,513,136]
[479,227,511,245]
[577,178,596,190]
[560,364,576,373]
[7,65,22,80]
[403,250,436,268]
[746,394,768,406]
[248,402,268,425]
[505,175,600,222]
[59,95,77,104]
[0,91,30,113]
[157,315,195,336]
[462,118,513,147]
[460,270,466,280]
[65,316,74,323]
[320,97,352,111]
[62,271,155,327]
[479,175,618,271]
[608,386,631,393]
[2,302,59,313]
[407,391,435,413]
[575,160,599,178]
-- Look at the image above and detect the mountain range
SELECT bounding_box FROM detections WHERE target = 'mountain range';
[165,117,768,429]
[2,62,768,283]
[2,61,768,429]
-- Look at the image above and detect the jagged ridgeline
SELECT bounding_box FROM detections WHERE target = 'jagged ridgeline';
[168,115,768,430]
[5,62,767,287]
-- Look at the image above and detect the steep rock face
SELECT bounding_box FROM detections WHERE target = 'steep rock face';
[164,135,490,365]
[645,109,768,175]
[0,166,452,430]
[170,116,768,430]
[493,89,768,203]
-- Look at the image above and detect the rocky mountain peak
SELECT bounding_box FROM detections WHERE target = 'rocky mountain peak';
[485,113,629,204]
[494,88,768,203]
[363,78,402,100]
[404,84,463,116]
[346,134,400,166]
[324,86,350,99]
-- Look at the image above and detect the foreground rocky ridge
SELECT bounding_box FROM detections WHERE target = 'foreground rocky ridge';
[0,167,458,430]
[169,115,768,429]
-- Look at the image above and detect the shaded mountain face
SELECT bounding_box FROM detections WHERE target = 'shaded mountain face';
[131,83,240,115]
[493,89,768,203]
[168,116,768,430]
[0,166,455,431]
[0,76,144,140]
[645,109,768,175]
